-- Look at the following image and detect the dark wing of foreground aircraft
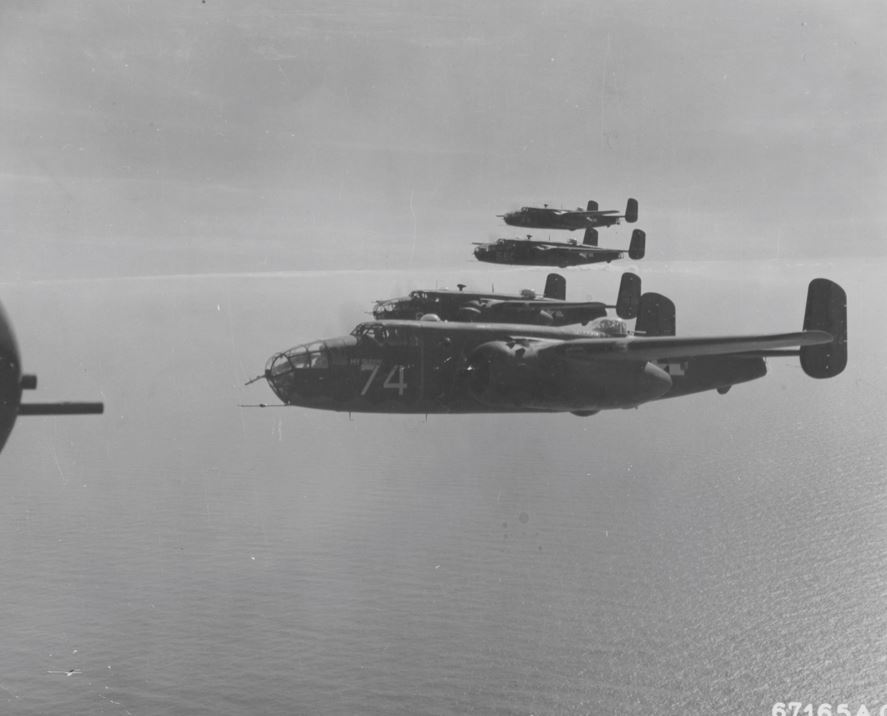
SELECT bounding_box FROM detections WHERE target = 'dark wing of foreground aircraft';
[251,278,846,417]
[473,229,645,268]
[500,198,638,236]
[373,272,641,324]
[0,301,103,454]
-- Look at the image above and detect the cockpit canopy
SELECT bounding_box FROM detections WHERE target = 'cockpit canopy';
[374,299,405,316]
[350,322,419,347]
[264,341,331,401]
[590,318,628,337]
[266,341,329,376]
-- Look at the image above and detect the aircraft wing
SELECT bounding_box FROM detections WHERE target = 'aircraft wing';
[485,300,608,314]
[540,244,619,254]
[547,331,833,362]
[487,300,607,311]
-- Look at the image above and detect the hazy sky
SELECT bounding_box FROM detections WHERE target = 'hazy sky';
[2,1,885,279]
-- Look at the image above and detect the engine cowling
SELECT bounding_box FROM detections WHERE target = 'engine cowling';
[456,305,483,322]
[536,310,554,326]
[465,341,564,409]
[465,340,673,411]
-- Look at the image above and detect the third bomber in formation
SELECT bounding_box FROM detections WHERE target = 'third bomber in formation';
[474,197,644,268]
[373,272,641,325]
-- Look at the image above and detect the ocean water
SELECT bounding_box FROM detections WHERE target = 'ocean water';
[0,260,883,715]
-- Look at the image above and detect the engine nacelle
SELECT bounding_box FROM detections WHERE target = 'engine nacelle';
[536,310,554,326]
[465,340,673,411]
[456,305,483,322]
[465,341,560,409]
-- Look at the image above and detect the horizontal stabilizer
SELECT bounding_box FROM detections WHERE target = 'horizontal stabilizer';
[628,229,645,260]
[615,273,641,319]
[19,402,104,416]
[544,273,566,301]
[555,331,833,363]
[800,278,847,378]
[624,198,639,223]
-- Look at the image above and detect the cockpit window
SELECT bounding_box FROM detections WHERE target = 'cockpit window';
[266,343,328,376]
[306,342,328,368]
[595,318,628,337]
[350,323,417,346]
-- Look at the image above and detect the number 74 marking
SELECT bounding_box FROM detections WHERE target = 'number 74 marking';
[360,363,407,396]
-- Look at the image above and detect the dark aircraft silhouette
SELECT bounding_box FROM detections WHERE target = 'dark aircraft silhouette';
[253,278,846,417]
[0,301,103,454]
[372,272,641,325]
[473,229,645,268]
[501,198,638,247]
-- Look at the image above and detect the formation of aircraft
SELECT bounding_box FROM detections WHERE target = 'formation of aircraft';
[0,301,103,454]
[372,272,641,325]
[2,189,850,453]
[499,198,638,250]
[473,228,645,268]
[255,278,846,416]
[501,198,638,231]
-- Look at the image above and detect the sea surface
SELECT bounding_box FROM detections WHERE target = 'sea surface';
[0,260,884,715]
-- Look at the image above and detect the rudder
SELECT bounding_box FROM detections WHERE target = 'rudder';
[543,273,566,301]
[615,273,641,319]
[800,278,847,378]
[624,198,639,223]
[634,292,675,337]
[628,229,645,260]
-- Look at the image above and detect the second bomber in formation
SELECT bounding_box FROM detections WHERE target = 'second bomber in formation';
[474,197,644,268]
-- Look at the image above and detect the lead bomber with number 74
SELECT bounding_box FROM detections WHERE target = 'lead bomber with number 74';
[249,279,846,417]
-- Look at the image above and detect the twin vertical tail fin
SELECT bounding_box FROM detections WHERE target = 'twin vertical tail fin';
[800,278,847,378]
[615,273,641,319]
[634,293,676,337]
[543,273,566,301]
[628,229,646,260]
[582,227,599,246]
[624,198,639,223]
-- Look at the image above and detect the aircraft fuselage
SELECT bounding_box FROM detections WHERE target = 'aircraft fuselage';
[473,240,624,267]
[373,291,606,326]
[263,320,766,415]
[502,208,621,231]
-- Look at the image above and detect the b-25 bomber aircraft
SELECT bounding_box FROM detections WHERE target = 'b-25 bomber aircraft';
[0,301,104,454]
[373,272,641,325]
[254,278,846,417]
[501,198,638,248]
[474,228,645,268]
